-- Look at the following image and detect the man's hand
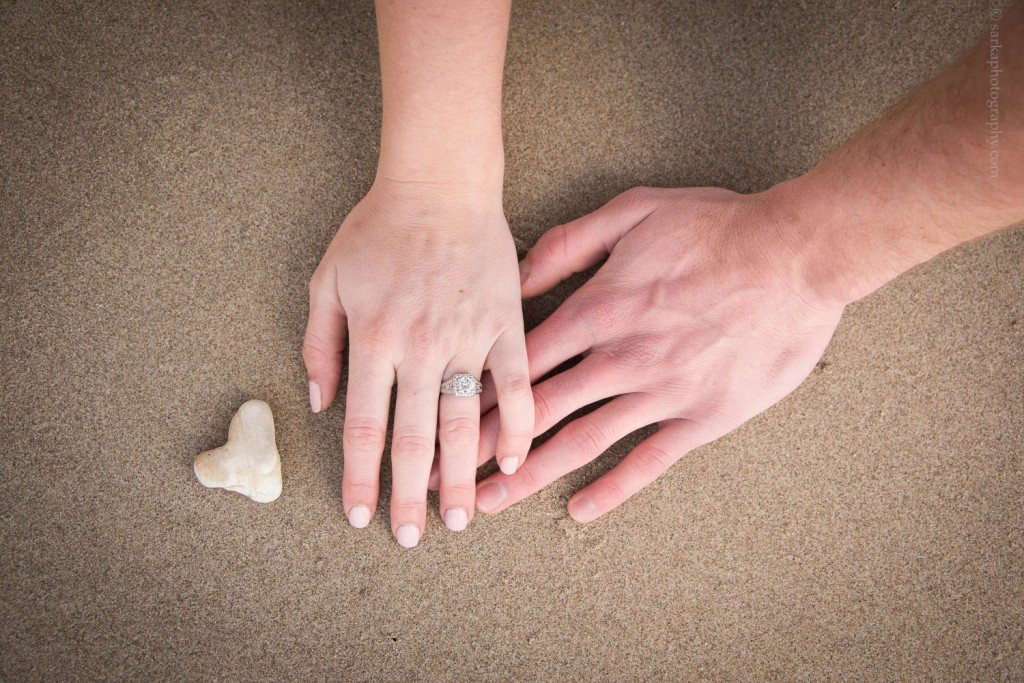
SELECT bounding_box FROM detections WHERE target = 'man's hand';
[467,187,844,522]
[303,179,532,545]
[458,2,1024,524]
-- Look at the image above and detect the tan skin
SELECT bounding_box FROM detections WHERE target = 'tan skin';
[307,1,1023,543]
[461,2,1023,522]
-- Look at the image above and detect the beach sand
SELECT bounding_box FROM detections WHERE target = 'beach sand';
[2,0,1022,679]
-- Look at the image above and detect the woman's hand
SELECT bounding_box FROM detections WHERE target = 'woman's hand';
[303,179,532,546]
[466,186,844,522]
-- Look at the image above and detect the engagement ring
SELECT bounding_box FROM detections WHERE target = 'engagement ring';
[440,374,483,397]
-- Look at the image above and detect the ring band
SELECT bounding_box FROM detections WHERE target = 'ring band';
[440,374,483,397]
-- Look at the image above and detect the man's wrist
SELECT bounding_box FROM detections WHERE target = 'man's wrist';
[761,173,914,309]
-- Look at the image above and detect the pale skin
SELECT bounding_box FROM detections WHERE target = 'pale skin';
[303,0,528,548]
[307,1,1023,544]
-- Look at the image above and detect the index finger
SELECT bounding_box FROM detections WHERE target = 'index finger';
[484,329,534,475]
[567,419,716,523]
[341,348,395,529]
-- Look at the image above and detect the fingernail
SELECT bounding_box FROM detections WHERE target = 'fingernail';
[395,524,420,548]
[518,257,530,284]
[568,495,596,522]
[309,380,321,413]
[476,481,507,513]
[444,508,468,532]
[348,505,371,529]
[499,457,519,475]
[428,464,441,490]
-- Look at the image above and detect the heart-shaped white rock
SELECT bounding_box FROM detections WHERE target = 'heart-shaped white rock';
[194,399,282,503]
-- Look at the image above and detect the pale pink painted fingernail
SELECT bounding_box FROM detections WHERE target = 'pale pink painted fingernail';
[396,525,420,548]
[348,505,371,529]
[476,482,507,513]
[309,380,322,413]
[568,495,595,522]
[444,508,468,532]
[499,457,519,475]
[518,258,530,284]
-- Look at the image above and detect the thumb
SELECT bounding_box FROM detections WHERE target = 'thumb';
[302,269,347,413]
[520,187,657,298]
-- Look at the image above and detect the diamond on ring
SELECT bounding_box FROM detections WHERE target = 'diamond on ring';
[440,374,483,397]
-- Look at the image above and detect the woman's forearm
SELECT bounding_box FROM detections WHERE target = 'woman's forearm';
[374,0,511,195]
[767,1,1024,307]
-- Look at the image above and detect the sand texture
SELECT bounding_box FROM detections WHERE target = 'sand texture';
[2,0,1022,680]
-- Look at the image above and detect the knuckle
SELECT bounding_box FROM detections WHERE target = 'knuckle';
[586,294,623,331]
[357,318,391,354]
[308,270,326,296]
[497,374,531,400]
[547,297,587,342]
[633,443,676,477]
[342,478,379,500]
[301,334,340,367]
[407,321,440,359]
[343,419,387,454]
[612,336,663,369]
[391,432,435,460]
[599,477,630,507]
[544,224,573,265]
[441,481,477,500]
[301,339,321,366]
[621,185,654,207]
[440,417,478,449]
[391,498,425,518]
[513,460,541,490]
[564,419,607,457]
[532,389,555,428]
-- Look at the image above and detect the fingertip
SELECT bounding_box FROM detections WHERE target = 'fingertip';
[567,494,597,523]
[475,480,507,514]
[395,524,421,549]
[303,274,347,411]
[518,246,554,299]
[443,507,469,532]
[519,262,549,299]
[309,380,322,414]
[347,505,372,529]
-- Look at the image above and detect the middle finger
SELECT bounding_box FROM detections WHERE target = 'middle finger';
[390,364,444,548]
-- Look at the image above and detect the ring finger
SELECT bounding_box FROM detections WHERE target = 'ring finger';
[438,357,485,532]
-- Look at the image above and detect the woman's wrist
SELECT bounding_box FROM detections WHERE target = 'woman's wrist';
[366,170,506,228]
[376,153,504,198]
[377,125,504,196]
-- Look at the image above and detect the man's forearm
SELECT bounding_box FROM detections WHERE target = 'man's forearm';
[374,0,511,194]
[768,1,1024,306]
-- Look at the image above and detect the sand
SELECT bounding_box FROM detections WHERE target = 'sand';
[1,0,1021,680]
